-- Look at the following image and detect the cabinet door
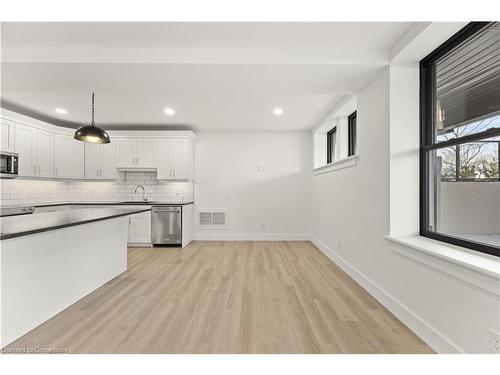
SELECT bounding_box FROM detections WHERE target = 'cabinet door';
[15,123,36,177]
[100,142,119,179]
[84,142,101,179]
[156,139,173,179]
[1,118,16,153]
[128,212,151,244]
[172,138,189,179]
[136,139,156,166]
[54,134,84,179]
[116,138,136,166]
[35,129,55,178]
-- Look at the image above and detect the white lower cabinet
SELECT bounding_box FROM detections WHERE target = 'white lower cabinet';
[54,134,84,179]
[128,211,152,244]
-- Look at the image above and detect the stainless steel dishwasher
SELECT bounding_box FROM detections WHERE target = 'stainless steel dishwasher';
[151,206,182,245]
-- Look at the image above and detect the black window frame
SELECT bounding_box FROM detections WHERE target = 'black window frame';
[326,127,337,164]
[420,22,500,257]
[348,111,357,157]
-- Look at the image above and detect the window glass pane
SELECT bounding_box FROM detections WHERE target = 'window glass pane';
[436,146,457,181]
[436,113,500,143]
[434,22,500,142]
[458,138,499,180]
[328,130,336,163]
[435,135,499,181]
[348,112,357,156]
[425,142,500,250]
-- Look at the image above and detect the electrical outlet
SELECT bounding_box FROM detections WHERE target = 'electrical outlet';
[337,240,342,250]
[489,329,500,353]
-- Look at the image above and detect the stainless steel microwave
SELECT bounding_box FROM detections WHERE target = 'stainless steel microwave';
[0,152,19,178]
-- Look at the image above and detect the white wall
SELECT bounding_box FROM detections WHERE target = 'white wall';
[310,68,500,353]
[194,130,311,239]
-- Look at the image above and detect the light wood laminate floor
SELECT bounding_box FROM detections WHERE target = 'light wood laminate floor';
[6,241,433,353]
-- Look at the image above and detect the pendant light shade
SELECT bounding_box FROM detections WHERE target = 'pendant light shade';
[74,93,110,144]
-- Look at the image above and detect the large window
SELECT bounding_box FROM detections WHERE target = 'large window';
[420,22,500,257]
[326,127,337,164]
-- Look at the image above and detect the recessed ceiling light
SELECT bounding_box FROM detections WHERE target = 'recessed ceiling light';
[55,108,68,114]
[273,108,284,116]
[164,107,175,116]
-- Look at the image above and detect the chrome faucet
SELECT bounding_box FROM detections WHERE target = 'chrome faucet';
[134,185,148,201]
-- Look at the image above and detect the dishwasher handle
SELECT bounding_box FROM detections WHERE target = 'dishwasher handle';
[153,207,181,213]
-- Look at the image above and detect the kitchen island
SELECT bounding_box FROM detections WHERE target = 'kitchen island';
[0,206,151,348]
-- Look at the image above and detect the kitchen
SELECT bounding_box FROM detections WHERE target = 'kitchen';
[0,17,499,365]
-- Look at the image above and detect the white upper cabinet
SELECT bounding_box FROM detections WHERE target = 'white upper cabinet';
[116,138,157,168]
[116,138,136,167]
[100,142,119,179]
[172,138,189,179]
[15,123,37,177]
[3,110,196,182]
[85,142,118,180]
[35,129,55,178]
[14,123,55,178]
[1,118,16,153]
[84,143,101,179]
[54,134,84,179]
[157,138,192,180]
[136,139,156,166]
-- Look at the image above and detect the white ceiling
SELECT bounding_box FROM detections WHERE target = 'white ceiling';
[1,22,415,131]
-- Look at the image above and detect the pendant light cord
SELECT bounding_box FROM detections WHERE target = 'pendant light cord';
[91,93,95,126]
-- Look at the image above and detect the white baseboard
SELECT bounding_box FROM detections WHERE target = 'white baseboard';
[309,235,463,354]
[127,242,151,247]
[193,233,311,241]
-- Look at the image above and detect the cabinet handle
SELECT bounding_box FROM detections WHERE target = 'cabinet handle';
[34,165,36,176]
[38,165,41,175]
[55,168,58,177]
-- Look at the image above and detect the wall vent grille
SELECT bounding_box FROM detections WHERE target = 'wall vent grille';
[196,209,230,229]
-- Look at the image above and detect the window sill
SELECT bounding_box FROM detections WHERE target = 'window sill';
[384,235,500,295]
[313,155,359,175]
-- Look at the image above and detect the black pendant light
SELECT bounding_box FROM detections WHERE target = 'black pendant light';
[74,93,110,144]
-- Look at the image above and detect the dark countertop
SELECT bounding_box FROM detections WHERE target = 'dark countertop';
[0,206,152,241]
[34,201,194,208]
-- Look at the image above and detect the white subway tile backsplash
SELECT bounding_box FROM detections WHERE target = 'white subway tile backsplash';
[0,172,193,206]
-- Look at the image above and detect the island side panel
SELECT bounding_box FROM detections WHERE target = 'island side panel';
[181,204,194,248]
[0,217,128,348]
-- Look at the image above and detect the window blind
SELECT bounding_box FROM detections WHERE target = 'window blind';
[435,22,500,133]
